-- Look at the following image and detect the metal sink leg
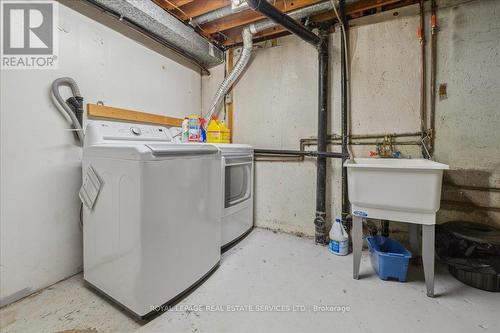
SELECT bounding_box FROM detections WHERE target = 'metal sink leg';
[353,216,363,279]
[422,224,435,297]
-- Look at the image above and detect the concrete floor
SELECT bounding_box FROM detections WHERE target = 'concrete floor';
[0,228,498,333]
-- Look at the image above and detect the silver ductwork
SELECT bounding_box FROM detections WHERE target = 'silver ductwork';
[86,0,224,68]
[191,6,235,26]
[191,0,252,26]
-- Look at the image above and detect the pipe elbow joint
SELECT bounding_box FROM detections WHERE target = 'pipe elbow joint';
[242,27,254,48]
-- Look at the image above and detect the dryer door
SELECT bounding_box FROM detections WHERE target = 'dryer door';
[224,155,253,211]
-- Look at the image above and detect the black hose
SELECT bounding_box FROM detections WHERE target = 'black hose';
[246,0,320,47]
[66,96,84,127]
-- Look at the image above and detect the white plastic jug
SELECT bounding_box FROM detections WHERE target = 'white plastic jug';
[329,218,349,256]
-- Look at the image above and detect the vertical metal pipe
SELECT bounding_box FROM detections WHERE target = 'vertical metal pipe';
[381,220,390,237]
[419,0,427,156]
[314,29,329,245]
[429,0,437,156]
[340,0,350,226]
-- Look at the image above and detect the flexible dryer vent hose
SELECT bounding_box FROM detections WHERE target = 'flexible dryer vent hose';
[204,27,253,123]
[51,77,84,144]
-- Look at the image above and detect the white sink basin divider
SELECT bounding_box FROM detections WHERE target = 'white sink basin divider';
[344,158,449,297]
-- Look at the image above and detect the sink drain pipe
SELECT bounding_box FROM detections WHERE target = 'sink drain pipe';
[247,0,334,245]
[315,30,330,245]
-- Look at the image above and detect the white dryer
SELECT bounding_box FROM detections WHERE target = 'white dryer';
[212,144,254,250]
[82,121,221,318]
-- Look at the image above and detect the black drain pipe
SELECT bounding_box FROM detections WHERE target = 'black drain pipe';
[247,0,331,244]
[246,0,320,46]
[254,149,343,159]
[315,30,330,245]
[339,0,350,228]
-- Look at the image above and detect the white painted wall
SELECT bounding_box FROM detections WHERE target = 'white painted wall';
[0,3,201,305]
[202,0,499,236]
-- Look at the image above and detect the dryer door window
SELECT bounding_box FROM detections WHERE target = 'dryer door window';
[225,159,252,208]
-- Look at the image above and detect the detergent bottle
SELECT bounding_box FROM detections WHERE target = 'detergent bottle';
[188,114,200,142]
[329,218,349,256]
[219,120,231,143]
[207,116,222,143]
[181,117,189,143]
[199,117,207,143]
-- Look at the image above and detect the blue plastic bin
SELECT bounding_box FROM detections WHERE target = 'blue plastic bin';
[367,236,412,282]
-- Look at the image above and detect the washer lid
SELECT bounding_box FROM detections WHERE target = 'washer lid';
[84,142,219,161]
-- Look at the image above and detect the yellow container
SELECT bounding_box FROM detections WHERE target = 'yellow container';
[219,121,231,143]
[207,118,222,143]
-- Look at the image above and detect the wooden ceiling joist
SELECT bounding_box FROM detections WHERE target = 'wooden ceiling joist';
[172,0,230,21]
[311,0,404,21]
[153,0,194,12]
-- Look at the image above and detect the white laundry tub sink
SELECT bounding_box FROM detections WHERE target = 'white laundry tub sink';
[344,158,449,225]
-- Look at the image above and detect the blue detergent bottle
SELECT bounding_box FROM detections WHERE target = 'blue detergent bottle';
[199,117,207,142]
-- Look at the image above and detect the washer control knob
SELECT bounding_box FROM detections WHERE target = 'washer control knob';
[130,127,141,135]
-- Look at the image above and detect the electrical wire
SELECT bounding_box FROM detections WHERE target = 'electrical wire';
[331,0,349,81]
[79,203,83,229]
[330,0,354,160]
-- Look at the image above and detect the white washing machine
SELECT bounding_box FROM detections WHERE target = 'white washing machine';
[212,144,254,250]
[82,121,221,318]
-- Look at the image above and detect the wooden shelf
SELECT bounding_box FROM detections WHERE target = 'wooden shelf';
[87,103,184,127]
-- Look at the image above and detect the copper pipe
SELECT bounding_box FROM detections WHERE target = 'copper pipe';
[345,132,421,139]
[302,139,421,146]
[255,133,422,162]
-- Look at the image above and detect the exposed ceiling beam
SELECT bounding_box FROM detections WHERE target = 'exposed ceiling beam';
[151,0,194,15]
[172,0,230,20]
